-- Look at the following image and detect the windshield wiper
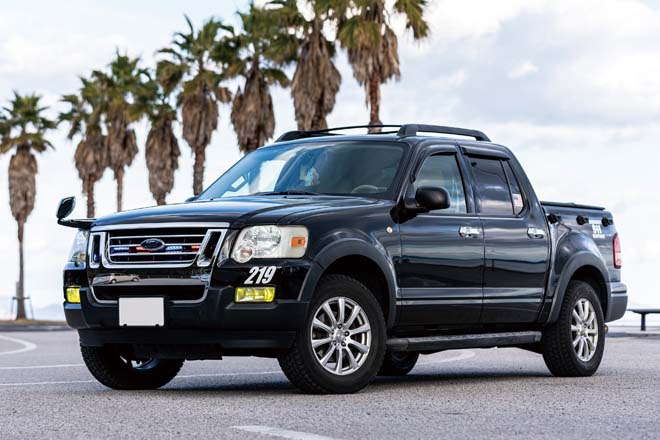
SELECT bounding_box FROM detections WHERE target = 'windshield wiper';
[254,190,321,196]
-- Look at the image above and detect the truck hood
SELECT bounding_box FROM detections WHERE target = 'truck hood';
[91,196,393,229]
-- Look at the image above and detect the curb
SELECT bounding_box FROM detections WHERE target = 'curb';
[0,323,71,333]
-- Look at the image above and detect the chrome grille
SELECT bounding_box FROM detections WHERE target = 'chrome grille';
[91,224,228,268]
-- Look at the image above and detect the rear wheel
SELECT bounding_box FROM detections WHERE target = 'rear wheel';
[378,351,419,376]
[81,345,184,390]
[541,280,605,377]
[278,275,386,394]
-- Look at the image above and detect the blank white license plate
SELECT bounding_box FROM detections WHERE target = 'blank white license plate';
[119,297,164,327]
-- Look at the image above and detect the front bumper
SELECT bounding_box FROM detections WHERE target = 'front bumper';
[63,258,318,354]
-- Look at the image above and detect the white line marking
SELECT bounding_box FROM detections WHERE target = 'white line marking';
[0,363,85,371]
[417,350,476,366]
[176,370,282,379]
[0,335,37,356]
[0,379,95,387]
[233,426,343,440]
[0,370,283,387]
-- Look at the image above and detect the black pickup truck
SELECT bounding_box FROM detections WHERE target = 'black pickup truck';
[58,124,627,394]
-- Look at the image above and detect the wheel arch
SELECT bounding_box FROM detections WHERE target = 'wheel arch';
[546,252,610,325]
[300,239,398,329]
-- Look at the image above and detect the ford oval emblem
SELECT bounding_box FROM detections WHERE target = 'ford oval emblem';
[140,238,165,252]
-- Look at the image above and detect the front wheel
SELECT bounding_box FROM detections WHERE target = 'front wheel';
[81,345,184,390]
[541,280,605,377]
[278,275,386,394]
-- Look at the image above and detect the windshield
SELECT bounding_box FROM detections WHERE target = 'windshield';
[198,141,408,200]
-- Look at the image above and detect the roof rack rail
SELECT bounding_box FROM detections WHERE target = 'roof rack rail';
[275,124,491,142]
[397,124,491,142]
[276,125,401,142]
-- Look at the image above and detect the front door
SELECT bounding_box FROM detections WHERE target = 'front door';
[466,153,550,323]
[396,150,485,326]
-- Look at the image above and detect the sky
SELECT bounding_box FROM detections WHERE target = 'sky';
[0,0,659,322]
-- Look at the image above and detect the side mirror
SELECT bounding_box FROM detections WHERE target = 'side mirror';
[185,196,198,203]
[56,196,76,220]
[415,186,451,211]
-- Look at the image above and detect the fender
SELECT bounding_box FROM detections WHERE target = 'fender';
[544,250,610,325]
[298,238,398,329]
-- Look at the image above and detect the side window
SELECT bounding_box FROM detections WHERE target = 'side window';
[413,154,467,214]
[470,157,513,215]
[503,161,525,215]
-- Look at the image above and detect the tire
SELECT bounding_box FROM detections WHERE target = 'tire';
[81,345,184,390]
[278,275,386,394]
[378,351,419,376]
[541,280,605,377]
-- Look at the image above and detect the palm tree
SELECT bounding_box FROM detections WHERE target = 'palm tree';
[338,0,429,132]
[133,71,181,205]
[229,3,298,153]
[158,16,235,195]
[59,76,108,217]
[0,93,56,320]
[271,0,343,131]
[95,51,144,211]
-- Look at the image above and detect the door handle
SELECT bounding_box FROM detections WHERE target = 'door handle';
[527,227,546,239]
[459,226,481,238]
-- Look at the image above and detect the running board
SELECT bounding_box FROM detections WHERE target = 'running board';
[386,331,542,352]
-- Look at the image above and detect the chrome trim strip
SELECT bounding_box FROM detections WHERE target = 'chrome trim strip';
[399,287,483,299]
[109,243,203,248]
[197,229,225,268]
[91,222,230,232]
[108,251,199,257]
[88,233,102,269]
[101,234,194,269]
[110,235,206,241]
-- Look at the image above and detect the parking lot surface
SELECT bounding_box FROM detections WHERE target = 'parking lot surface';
[0,330,658,439]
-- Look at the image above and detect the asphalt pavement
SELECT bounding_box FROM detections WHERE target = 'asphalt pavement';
[0,330,659,439]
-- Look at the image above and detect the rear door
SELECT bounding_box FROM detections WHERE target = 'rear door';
[464,148,550,323]
[396,145,484,325]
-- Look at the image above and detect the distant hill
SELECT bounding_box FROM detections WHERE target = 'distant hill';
[33,303,65,321]
[0,298,64,321]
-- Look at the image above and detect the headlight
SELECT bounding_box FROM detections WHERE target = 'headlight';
[68,229,89,267]
[231,225,308,263]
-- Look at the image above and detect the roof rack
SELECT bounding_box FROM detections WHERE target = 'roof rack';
[275,124,491,143]
[396,124,490,141]
[276,125,401,142]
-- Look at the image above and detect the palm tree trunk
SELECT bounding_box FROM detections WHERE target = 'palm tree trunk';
[115,168,124,212]
[15,221,26,320]
[367,71,382,133]
[156,194,166,205]
[311,111,328,131]
[193,148,206,196]
[85,179,95,218]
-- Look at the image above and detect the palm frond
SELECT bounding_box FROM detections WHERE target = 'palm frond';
[394,0,429,39]
[0,92,56,155]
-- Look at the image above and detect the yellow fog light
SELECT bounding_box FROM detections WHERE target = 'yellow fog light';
[235,286,276,303]
[66,286,81,303]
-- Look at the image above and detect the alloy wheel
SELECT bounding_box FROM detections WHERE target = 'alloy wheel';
[310,296,372,376]
[571,298,599,362]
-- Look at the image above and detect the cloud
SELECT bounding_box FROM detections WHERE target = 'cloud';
[425,0,544,42]
[508,61,538,79]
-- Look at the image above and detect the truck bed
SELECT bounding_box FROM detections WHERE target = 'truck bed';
[541,200,617,275]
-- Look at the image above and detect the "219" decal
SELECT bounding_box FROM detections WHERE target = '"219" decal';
[245,266,277,284]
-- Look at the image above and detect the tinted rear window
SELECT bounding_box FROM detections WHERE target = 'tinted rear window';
[470,157,513,215]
